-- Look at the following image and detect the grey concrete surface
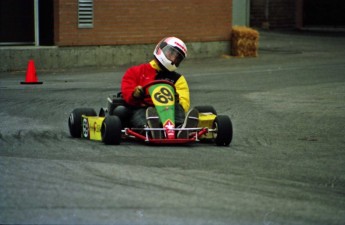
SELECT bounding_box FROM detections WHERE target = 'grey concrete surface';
[1,30,345,224]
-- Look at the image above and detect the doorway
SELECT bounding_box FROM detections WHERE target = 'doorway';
[303,0,345,27]
[0,0,54,46]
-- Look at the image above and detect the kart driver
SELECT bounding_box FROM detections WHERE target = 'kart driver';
[117,37,198,138]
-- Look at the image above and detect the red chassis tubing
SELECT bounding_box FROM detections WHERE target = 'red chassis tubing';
[125,128,209,144]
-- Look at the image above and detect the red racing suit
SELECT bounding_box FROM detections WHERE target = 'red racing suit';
[121,60,190,112]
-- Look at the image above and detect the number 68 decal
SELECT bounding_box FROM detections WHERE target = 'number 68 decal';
[152,86,175,106]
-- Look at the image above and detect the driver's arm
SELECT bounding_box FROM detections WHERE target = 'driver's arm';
[175,75,190,112]
[121,66,142,106]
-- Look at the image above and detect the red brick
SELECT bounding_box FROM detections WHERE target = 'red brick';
[54,0,232,46]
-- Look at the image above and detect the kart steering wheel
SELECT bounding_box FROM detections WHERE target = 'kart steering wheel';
[142,80,176,93]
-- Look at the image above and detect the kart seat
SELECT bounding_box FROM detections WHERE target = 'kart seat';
[107,92,126,115]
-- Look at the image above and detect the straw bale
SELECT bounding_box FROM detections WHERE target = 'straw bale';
[231,26,259,57]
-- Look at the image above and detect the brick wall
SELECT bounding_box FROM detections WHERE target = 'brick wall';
[54,0,232,46]
[250,0,296,29]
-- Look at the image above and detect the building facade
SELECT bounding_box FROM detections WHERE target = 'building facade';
[0,0,233,71]
[2,0,344,71]
[1,0,232,47]
[56,0,232,46]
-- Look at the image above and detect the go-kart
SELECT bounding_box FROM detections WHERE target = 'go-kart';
[68,80,233,146]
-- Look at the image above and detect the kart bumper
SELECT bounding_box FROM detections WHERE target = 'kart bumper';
[125,127,209,144]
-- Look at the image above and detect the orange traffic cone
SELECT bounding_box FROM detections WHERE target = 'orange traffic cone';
[20,60,43,84]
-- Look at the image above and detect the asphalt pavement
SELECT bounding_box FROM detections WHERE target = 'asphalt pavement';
[1,30,345,225]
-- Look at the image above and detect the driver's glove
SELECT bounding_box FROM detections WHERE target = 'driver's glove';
[132,86,144,99]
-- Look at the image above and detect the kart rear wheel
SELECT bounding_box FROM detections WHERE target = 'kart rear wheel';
[101,115,122,145]
[213,115,233,146]
[194,106,217,115]
[68,108,97,138]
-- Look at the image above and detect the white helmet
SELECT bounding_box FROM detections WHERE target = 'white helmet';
[153,37,187,72]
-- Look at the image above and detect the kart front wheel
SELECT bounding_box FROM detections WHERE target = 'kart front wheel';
[101,115,122,145]
[213,115,233,146]
[68,108,97,138]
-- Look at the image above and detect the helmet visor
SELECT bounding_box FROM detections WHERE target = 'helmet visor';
[162,45,185,67]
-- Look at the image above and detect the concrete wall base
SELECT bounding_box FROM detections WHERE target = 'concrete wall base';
[0,41,230,72]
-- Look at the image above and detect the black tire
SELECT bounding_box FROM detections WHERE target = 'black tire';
[194,105,217,115]
[213,115,233,146]
[68,108,97,138]
[101,115,122,145]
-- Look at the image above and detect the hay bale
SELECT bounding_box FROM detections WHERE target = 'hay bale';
[231,26,259,57]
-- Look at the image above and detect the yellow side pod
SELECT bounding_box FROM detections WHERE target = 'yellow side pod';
[82,115,105,141]
[198,113,216,139]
